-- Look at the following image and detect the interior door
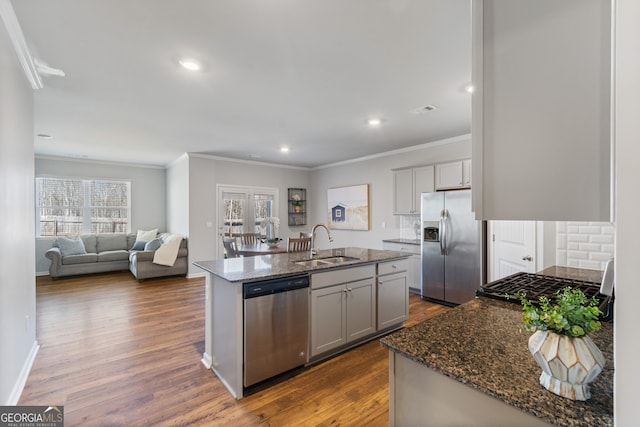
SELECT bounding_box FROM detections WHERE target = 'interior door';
[489,221,536,281]
[216,185,278,258]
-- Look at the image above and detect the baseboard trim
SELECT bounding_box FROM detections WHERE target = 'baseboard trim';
[6,340,40,405]
[201,352,212,369]
[188,272,206,279]
[35,271,49,277]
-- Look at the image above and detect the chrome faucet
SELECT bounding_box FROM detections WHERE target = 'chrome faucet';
[311,223,333,257]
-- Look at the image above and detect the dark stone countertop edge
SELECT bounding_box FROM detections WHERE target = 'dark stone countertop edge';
[382,238,421,245]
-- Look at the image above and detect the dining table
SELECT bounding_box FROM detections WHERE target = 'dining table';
[236,242,289,256]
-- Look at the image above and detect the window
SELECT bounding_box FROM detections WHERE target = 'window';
[36,177,131,236]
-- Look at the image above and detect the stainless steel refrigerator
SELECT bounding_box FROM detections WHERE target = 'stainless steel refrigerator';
[421,189,484,305]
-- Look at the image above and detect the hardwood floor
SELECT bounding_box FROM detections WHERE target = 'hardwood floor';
[20,273,448,426]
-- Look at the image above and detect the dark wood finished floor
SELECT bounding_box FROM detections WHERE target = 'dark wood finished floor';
[20,273,449,426]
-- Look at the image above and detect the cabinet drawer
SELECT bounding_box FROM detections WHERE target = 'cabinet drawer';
[378,259,409,276]
[311,264,375,289]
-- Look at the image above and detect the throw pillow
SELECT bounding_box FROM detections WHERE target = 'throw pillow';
[55,236,87,256]
[144,238,162,251]
[136,228,158,242]
[130,240,147,251]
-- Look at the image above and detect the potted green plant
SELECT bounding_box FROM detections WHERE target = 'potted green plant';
[519,287,606,400]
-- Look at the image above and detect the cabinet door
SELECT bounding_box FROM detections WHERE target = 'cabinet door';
[413,165,435,208]
[472,0,611,221]
[435,161,463,190]
[310,285,347,357]
[345,279,376,342]
[462,159,472,188]
[377,272,408,330]
[394,169,414,214]
[407,254,421,292]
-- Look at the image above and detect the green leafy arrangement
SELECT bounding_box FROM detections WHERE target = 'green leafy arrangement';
[519,287,602,338]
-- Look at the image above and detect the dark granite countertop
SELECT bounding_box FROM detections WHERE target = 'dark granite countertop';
[194,247,410,283]
[382,238,421,246]
[380,271,613,426]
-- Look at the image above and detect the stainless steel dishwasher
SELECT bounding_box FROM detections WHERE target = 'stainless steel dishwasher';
[243,274,309,387]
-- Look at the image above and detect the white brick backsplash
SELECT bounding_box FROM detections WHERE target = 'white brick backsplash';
[567,251,589,260]
[556,221,615,271]
[579,243,602,252]
[590,234,614,244]
[567,234,590,243]
[579,260,602,270]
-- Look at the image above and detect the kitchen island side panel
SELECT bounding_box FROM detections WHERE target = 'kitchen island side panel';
[390,352,551,427]
[210,275,244,399]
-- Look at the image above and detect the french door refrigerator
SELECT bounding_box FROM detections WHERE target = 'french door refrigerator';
[421,189,484,305]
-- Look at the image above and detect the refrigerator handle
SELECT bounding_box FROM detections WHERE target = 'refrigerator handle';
[439,209,447,255]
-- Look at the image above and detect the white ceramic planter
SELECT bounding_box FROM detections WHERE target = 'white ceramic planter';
[528,330,605,400]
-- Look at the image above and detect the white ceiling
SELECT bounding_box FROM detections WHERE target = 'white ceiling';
[13,0,471,168]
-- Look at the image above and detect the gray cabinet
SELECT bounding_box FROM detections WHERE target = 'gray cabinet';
[310,265,376,358]
[394,166,434,214]
[377,259,409,330]
[382,241,420,292]
[435,159,471,190]
[472,0,612,221]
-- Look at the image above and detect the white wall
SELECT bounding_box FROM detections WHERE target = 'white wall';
[34,157,167,274]
[0,23,37,404]
[614,0,640,423]
[185,154,311,275]
[310,135,471,250]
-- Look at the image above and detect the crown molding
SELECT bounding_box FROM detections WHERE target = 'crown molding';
[0,0,42,89]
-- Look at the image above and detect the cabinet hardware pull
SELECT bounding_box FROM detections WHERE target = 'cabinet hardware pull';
[347,288,353,292]
[522,255,533,262]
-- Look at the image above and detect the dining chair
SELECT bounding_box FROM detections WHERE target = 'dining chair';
[223,237,241,258]
[287,237,311,252]
[239,233,260,245]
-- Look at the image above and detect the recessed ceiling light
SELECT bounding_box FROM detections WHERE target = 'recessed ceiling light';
[37,133,53,140]
[465,84,475,93]
[179,58,201,71]
[280,147,290,153]
[367,118,382,126]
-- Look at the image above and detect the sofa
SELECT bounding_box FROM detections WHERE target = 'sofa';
[45,232,188,281]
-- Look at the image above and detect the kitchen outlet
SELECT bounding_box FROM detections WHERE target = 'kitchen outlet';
[381,221,386,229]
[206,221,213,228]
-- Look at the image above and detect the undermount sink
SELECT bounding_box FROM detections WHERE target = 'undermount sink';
[294,256,359,267]
[295,259,332,267]
[319,256,359,264]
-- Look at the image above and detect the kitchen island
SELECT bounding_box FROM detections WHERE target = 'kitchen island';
[194,247,411,399]
[380,267,613,427]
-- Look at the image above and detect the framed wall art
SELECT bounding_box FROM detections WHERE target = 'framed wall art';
[326,184,369,230]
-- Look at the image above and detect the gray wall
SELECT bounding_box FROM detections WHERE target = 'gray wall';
[309,135,472,250]
[166,154,189,237]
[175,154,311,275]
[0,25,37,404]
[35,157,167,274]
